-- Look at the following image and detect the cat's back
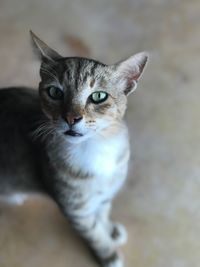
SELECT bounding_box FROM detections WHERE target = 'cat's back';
[0,87,40,116]
[0,87,42,146]
[0,87,44,141]
[0,87,45,194]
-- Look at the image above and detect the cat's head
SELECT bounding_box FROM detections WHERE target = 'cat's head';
[31,31,148,143]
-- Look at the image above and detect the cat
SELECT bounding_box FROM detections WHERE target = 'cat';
[0,31,148,267]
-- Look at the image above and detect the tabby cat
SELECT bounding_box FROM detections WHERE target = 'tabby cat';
[0,31,148,267]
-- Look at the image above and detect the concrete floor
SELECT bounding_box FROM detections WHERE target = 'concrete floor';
[0,0,200,267]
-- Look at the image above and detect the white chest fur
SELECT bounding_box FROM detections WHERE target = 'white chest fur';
[66,128,129,179]
[64,127,130,216]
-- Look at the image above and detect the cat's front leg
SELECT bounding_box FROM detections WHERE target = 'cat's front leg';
[69,213,124,267]
[99,201,128,247]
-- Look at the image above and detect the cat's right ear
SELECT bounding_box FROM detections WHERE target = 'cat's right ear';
[30,30,62,62]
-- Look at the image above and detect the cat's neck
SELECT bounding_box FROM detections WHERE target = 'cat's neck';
[47,121,129,178]
[62,122,129,177]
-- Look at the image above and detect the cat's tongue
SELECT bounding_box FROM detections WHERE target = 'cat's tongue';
[64,129,83,137]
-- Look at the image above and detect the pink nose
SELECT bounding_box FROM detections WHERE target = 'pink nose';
[65,113,83,126]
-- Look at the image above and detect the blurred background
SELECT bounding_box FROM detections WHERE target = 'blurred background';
[0,0,200,267]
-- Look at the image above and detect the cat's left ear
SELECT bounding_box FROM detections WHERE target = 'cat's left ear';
[111,52,148,95]
[30,30,62,61]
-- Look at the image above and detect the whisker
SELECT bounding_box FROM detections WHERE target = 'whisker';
[31,119,56,142]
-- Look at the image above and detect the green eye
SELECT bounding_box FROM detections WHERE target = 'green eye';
[90,91,108,104]
[47,86,63,100]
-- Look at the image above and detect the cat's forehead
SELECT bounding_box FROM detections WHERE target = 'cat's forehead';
[58,57,109,90]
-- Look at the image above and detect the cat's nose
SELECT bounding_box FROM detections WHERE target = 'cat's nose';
[65,113,83,126]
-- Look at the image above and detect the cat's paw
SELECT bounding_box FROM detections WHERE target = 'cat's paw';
[110,223,128,247]
[101,251,123,267]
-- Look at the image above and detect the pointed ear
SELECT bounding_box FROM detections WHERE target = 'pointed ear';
[30,30,62,61]
[112,52,148,95]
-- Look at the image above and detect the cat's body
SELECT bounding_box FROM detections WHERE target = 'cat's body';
[0,32,148,267]
[0,88,44,194]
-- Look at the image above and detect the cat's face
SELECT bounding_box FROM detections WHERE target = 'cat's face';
[31,31,148,143]
[39,57,129,143]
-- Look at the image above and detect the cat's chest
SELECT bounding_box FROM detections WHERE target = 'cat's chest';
[67,133,128,179]
[56,133,129,216]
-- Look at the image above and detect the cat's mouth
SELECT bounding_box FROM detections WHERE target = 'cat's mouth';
[64,129,83,137]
